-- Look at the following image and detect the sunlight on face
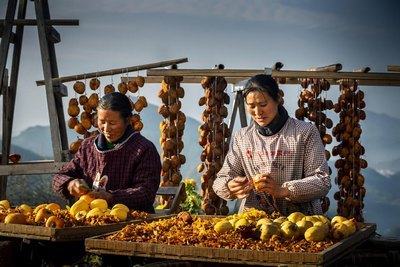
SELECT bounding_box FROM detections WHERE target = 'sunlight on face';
[245,90,279,127]
[97,109,130,143]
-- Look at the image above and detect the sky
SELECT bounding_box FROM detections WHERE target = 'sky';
[1,0,400,136]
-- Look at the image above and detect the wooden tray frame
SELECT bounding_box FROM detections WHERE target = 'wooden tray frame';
[0,214,166,242]
[85,222,376,267]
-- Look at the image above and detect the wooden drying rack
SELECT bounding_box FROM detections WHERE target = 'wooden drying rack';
[0,58,187,171]
[140,64,400,142]
[144,67,400,86]
[0,1,189,200]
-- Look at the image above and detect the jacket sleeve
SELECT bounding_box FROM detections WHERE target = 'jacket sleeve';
[282,125,331,202]
[213,131,246,201]
[109,142,161,212]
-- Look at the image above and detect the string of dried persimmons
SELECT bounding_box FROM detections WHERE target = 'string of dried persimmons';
[157,74,187,209]
[295,78,333,214]
[197,64,231,215]
[332,79,366,222]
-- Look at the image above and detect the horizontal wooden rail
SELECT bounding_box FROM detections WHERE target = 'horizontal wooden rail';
[36,57,188,86]
[121,76,246,84]
[0,19,79,26]
[305,63,342,72]
[146,69,400,87]
[0,161,67,176]
[388,65,400,72]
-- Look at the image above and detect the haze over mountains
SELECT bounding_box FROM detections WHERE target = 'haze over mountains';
[4,104,400,237]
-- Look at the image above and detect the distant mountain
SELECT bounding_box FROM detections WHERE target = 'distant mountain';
[0,140,44,161]
[12,125,64,160]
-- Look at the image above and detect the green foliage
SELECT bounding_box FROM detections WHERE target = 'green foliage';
[180,179,202,214]
[72,253,103,267]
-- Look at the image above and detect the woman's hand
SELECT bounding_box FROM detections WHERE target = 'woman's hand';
[255,174,290,199]
[227,176,253,200]
[67,179,90,197]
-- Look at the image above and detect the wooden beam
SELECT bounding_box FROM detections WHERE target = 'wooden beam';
[388,65,400,72]
[0,0,28,200]
[121,76,246,84]
[146,69,400,87]
[353,67,371,73]
[35,0,64,162]
[54,83,68,96]
[0,19,79,26]
[46,26,60,43]
[0,161,67,176]
[147,69,264,78]
[36,57,189,86]
[277,78,400,87]
[2,69,10,164]
[0,0,18,95]
[0,0,19,200]
[305,63,342,72]
[0,30,16,43]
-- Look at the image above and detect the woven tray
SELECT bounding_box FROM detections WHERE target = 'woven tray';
[85,220,376,267]
[0,214,165,242]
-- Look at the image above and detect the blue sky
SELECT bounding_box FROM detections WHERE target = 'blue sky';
[1,0,400,135]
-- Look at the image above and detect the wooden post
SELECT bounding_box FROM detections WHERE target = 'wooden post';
[34,0,68,162]
[0,0,17,95]
[227,91,248,145]
[0,0,28,200]
[0,70,9,199]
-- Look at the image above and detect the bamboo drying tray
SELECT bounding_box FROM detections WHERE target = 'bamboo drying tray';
[85,216,376,267]
[0,214,165,242]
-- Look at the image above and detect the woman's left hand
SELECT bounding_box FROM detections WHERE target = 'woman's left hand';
[257,176,290,199]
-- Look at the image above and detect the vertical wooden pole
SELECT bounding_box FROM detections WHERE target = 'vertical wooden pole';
[0,0,28,200]
[0,0,18,200]
[4,0,27,155]
[227,90,248,145]
[1,70,9,199]
[40,0,69,159]
[34,0,67,162]
[0,0,17,94]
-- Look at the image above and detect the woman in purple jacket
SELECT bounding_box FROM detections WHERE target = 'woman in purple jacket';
[53,92,161,213]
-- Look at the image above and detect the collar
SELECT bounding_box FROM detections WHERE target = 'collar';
[96,125,135,151]
[255,105,289,136]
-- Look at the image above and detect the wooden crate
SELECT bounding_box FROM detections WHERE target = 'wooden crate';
[85,222,376,267]
[0,214,165,242]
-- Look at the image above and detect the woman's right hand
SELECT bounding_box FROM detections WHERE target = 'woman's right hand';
[67,178,90,198]
[227,176,253,200]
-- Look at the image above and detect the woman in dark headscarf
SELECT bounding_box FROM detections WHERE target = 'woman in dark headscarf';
[53,92,161,213]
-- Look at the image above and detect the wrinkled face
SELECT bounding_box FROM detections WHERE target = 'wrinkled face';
[97,109,130,143]
[245,90,280,127]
